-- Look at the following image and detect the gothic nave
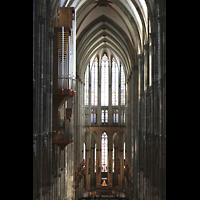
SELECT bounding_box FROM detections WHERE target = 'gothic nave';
[33,0,166,199]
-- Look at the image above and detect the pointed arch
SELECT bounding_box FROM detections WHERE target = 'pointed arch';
[91,57,98,106]
[112,132,118,185]
[101,53,109,106]
[112,56,119,106]
[101,131,108,172]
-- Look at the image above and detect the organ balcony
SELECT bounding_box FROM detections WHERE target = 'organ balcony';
[53,76,76,108]
[53,7,76,108]
[53,7,76,150]
[52,108,73,150]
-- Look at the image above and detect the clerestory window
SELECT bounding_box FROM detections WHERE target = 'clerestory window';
[112,57,119,106]
[101,54,109,106]
[91,57,98,106]
[101,109,108,124]
[84,55,126,126]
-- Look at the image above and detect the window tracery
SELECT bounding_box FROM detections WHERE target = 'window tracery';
[91,57,98,106]
[101,132,108,172]
[112,57,119,106]
[101,54,109,106]
[121,66,125,105]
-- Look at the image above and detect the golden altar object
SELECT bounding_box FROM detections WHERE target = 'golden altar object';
[102,179,107,186]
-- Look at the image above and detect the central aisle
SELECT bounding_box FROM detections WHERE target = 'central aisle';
[81,189,127,199]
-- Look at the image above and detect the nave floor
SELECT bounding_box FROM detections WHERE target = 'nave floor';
[80,188,127,200]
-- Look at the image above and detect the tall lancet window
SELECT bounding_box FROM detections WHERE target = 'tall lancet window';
[84,65,89,106]
[91,57,98,105]
[101,54,109,106]
[121,65,125,105]
[113,143,115,172]
[101,132,108,172]
[112,57,119,106]
[94,143,97,172]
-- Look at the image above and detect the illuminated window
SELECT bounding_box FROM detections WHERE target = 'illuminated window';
[124,142,125,160]
[112,57,119,106]
[113,110,118,123]
[94,143,96,172]
[105,110,108,123]
[84,65,89,106]
[101,110,104,123]
[91,57,98,106]
[113,143,115,172]
[91,109,97,124]
[101,132,108,172]
[101,109,108,123]
[121,109,125,124]
[121,66,125,105]
[101,54,109,106]
[83,142,86,161]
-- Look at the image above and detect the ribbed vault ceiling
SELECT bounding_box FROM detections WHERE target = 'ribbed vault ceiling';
[61,0,152,78]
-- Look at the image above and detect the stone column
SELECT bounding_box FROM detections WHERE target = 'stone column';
[85,133,91,191]
[37,15,45,200]
[48,30,54,200]
[138,53,144,200]
[117,134,123,191]
[108,134,113,188]
[132,63,138,200]
[156,4,165,197]
[96,135,101,188]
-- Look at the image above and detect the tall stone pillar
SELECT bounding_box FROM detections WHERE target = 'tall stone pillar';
[96,137,101,188]
[85,133,91,191]
[117,134,123,191]
[108,134,113,188]
[138,52,144,200]
[132,63,138,200]
[144,43,149,200]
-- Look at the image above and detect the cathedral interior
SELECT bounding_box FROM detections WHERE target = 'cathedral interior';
[33,0,166,199]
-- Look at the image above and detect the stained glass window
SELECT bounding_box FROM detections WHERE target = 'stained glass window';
[91,57,98,105]
[83,143,86,161]
[113,110,118,123]
[91,109,97,124]
[124,142,125,160]
[121,109,125,124]
[112,57,119,106]
[105,110,108,123]
[121,65,125,105]
[101,109,108,123]
[84,65,89,106]
[101,132,108,172]
[101,110,104,123]
[101,54,109,106]
[95,143,96,172]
